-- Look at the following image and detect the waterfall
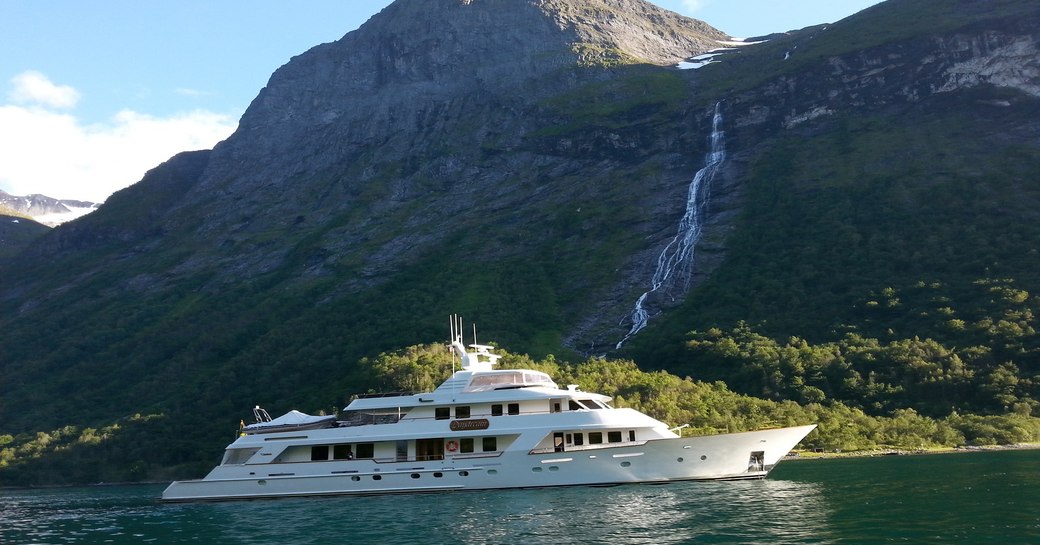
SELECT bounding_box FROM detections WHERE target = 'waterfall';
[616,102,726,349]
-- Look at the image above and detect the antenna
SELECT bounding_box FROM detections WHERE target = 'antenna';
[472,323,477,346]
[449,314,463,374]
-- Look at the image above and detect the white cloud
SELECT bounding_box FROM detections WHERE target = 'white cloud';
[175,87,212,98]
[8,70,81,109]
[0,73,238,203]
[680,0,706,13]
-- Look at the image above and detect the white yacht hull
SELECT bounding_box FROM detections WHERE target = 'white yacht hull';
[160,424,815,501]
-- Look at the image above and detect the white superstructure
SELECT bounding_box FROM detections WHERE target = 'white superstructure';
[161,336,815,502]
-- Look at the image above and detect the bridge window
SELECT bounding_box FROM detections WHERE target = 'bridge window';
[456,406,471,419]
[507,403,520,415]
[435,407,450,420]
[608,431,622,443]
[491,404,503,416]
[589,432,603,444]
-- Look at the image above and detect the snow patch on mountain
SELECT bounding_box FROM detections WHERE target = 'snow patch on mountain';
[0,190,99,226]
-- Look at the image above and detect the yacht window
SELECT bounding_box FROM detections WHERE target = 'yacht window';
[589,432,603,444]
[565,433,572,445]
[579,399,604,410]
[466,372,522,390]
[569,400,582,411]
[333,444,355,460]
[460,438,474,453]
[311,445,330,461]
[552,402,561,413]
[573,433,584,446]
[222,448,259,465]
[435,407,450,420]
[482,437,497,452]
[491,404,503,416]
[356,443,374,459]
[456,406,471,419]
[507,403,520,415]
[608,431,622,443]
[629,430,636,442]
[465,371,556,392]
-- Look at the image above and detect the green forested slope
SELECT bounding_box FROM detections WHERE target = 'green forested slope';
[3,344,1038,486]
[625,90,1040,417]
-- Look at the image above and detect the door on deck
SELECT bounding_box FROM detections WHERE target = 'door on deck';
[748,450,765,472]
[553,432,565,452]
[416,438,444,461]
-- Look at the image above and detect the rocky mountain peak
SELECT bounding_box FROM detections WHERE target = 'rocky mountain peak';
[172,0,728,257]
[536,0,729,65]
[221,0,725,158]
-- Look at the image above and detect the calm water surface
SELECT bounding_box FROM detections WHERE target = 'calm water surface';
[1,449,1037,544]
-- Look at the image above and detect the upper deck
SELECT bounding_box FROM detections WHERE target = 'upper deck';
[343,342,607,413]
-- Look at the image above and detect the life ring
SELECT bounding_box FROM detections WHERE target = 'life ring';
[446,440,458,452]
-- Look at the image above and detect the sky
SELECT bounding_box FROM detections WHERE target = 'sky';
[0,0,882,203]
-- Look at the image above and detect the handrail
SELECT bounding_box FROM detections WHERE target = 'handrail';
[371,451,504,464]
[528,440,649,455]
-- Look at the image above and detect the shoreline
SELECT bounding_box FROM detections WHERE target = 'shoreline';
[785,442,1040,461]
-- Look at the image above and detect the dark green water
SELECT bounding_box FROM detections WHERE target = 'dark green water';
[1,449,1037,544]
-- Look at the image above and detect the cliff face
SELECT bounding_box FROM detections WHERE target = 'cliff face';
[191,0,724,196]
[2,0,1039,440]
[109,0,729,289]
[720,3,1040,136]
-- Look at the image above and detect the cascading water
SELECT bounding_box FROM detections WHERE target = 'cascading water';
[616,102,726,349]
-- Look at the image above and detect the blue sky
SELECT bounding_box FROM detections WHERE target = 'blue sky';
[0,0,882,202]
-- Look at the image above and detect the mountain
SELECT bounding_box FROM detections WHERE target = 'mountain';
[1,0,1039,481]
[0,190,99,226]
[0,210,49,259]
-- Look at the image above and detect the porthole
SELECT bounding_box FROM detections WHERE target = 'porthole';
[257,479,267,486]
[700,455,707,461]
[459,471,469,477]
[532,467,543,473]
[620,461,631,468]
[487,469,498,475]
[433,472,443,478]
[548,466,559,472]
[373,475,382,481]
[411,473,421,479]
[677,457,684,463]
[351,476,361,482]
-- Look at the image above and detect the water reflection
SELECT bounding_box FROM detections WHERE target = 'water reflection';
[5,451,1038,544]
[203,478,834,545]
[0,485,167,544]
[0,479,833,545]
